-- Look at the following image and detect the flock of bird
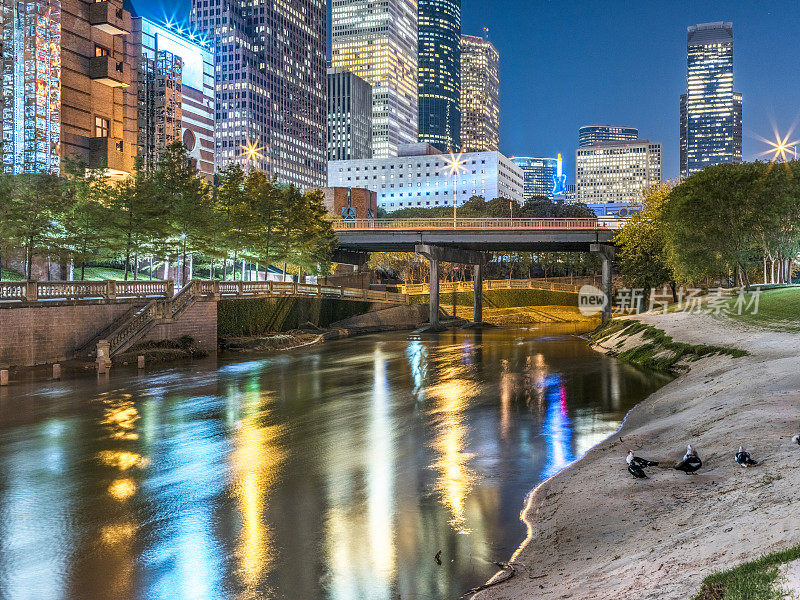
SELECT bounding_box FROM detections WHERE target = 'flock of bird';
[624,431,800,479]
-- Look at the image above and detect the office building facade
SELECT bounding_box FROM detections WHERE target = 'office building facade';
[328,144,523,212]
[460,34,499,153]
[327,67,372,162]
[417,0,460,152]
[1,0,62,174]
[680,22,742,179]
[132,17,215,179]
[578,125,639,148]
[331,0,418,159]
[510,157,558,199]
[191,0,326,188]
[576,139,662,204]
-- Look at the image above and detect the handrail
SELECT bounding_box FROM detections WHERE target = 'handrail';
[333,217,613,230]
[400,277,585,295]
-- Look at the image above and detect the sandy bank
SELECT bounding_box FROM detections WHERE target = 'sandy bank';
[479,311,800,600]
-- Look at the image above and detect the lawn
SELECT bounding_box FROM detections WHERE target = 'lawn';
[694,543,800,599]
[719,286,800,332]
[79,266,161,281]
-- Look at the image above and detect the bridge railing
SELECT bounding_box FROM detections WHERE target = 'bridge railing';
[0,280,174,302]
[333,217,608,230]
[401,277,584,295]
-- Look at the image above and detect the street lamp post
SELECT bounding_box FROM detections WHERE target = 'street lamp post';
[444,151,467,228]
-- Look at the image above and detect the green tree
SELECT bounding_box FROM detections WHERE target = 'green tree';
[615,183,677,298]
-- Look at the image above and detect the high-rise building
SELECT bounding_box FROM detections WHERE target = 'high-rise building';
[576,139,662,204]
[680,22,742,179]
[191,0,326,188]
[331,0,418,159]
[1,0,62,174]
[578,125,639,148]
[417,0,460,152]
[131,16,215,179]
[327,68,372,162]
[510,157,559,199]
[460,34,499,153]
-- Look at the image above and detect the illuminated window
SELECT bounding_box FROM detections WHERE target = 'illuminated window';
[95,117,110,138]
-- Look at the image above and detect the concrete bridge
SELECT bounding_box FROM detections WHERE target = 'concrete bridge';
[333,218,619,327]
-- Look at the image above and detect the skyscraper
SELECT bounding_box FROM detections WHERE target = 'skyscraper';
[327,68,372,162]
[191,0,326,188]
[331,0,418,159]
[132,16,216,180]
[576,139,662,204]
[417,0,460,152]
[460,34,499,153]
[680,22,742,179]
[1,0,62,174]
[578,126,639,148]
[510,156,559,199]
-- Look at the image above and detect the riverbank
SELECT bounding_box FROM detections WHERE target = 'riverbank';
[479,309,800,600]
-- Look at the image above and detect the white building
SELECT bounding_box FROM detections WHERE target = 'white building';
[575,139,662,204]
[327,143,524,212]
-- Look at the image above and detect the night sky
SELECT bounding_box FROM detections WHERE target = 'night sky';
[132,0,800,182]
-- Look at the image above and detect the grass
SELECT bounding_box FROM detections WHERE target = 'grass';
[719,286,800,332]
[0,268,24,281]
[80,266,160,281]
[694,543,800,600]
[591,320,747,372]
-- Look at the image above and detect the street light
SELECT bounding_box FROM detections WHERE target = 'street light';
[240,140,263,169]
[756,127,799,163]
[444,151,468,227]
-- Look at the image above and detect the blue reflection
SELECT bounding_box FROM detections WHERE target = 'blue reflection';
[541,377,575,479]
[405,340,427,397]
[218,360,269,375]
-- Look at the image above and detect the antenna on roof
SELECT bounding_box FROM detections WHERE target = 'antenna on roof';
[482,26,489,39]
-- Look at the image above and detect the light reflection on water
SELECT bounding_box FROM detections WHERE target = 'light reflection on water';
[0,327,669,600]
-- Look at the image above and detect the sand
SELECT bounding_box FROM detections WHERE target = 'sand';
[477,310,800,600]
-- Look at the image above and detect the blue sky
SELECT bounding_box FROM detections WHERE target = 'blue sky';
[134,0,800,181]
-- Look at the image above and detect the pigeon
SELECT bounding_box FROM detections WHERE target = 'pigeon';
[626,451,649,479]
[674,444,702,474]
[792,433,799,445]
[627,450,659,468]
[735,446,757,467]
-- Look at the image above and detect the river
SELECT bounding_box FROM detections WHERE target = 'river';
[0,326,669,600]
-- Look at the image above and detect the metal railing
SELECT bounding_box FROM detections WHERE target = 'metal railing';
[401,277,584,295]
[216,280,407,304]
[334,217,612,230]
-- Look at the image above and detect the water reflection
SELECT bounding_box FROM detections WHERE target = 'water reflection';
[0,327,669,600]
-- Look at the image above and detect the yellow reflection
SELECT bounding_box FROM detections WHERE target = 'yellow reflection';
[427,379,477,533]
[99,393,140,440]
[100,522,136,545]
[232,421,286,587]
[108,478,136,501]
[97,450,150,471]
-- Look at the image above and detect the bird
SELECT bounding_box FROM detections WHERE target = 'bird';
[674,444,702,474]
[735,446,757,467]
[792,433,799,445]
[434,550,442,566]
[626,451,649,479]
[627,450,659,468]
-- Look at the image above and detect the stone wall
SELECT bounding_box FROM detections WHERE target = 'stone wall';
[0,302,135,367]
[140,299,218,352]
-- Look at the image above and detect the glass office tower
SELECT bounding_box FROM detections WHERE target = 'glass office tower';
[332,0,418,158]
[1,0,61,174]
[327,67,373,161]
[510,157,558,199]
[578,126,638,148]
[460,34,499,153]
[418,0,460,152]
[680,22,742,179]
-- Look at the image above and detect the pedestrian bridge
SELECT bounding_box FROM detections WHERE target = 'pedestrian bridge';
[332,218,619,326]
[333,218,620,253]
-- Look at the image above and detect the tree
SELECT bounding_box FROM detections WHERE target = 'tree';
[615,183,677,298]
[0,173,64,279]
[61,160,114,279]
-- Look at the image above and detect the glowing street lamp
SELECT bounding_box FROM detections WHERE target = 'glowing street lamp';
[755,127,799,163]
[240,140,263,169]
[444,151,468,227]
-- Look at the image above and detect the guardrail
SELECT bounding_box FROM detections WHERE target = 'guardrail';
[333,217,613,230]
[0,279,407,305]
[401,277,584,295]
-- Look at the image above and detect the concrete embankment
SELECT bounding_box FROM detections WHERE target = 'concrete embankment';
[479,311,800,600]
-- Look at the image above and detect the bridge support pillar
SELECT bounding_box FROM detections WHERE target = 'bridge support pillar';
[429,259,440,330]
[473,263,483,324]
[590,244,615,323]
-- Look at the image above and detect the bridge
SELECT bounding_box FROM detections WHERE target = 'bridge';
[333,218,619,327]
